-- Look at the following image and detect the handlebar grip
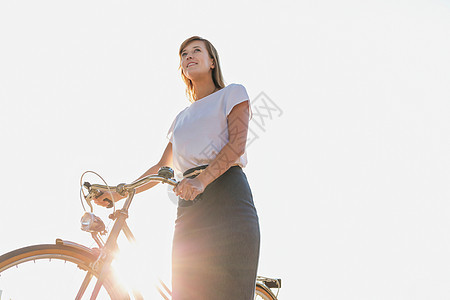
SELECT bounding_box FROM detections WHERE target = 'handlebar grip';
[103,198,114,209]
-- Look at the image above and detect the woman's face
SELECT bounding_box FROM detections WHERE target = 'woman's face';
[180,40,214,81]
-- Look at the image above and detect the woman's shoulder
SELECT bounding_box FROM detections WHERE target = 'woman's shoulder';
[225,83,246,90]
[173,106,189,120]
[224,83,249,98]
[223,83,248,96]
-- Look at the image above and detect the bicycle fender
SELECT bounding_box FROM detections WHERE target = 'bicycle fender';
[55,238,101,257]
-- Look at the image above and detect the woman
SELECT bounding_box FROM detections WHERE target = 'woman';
[95,36,260,300]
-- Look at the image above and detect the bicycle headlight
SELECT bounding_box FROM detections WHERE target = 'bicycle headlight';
[80,212,106,233]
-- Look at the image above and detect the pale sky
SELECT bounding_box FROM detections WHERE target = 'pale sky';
[1,0,450,299]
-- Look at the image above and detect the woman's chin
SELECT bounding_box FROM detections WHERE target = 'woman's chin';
[185,70,208,81]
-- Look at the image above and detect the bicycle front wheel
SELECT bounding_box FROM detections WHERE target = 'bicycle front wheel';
[0,243,128,300]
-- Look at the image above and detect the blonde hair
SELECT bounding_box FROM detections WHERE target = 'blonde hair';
[178,36,226,102]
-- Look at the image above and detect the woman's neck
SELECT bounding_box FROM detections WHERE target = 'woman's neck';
[192,78,217,101]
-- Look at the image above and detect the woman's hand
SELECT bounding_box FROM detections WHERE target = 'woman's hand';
[173,177,206,201]
[93,191,124,207]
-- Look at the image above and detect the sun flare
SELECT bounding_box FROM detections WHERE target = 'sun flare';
[111,238,172,299]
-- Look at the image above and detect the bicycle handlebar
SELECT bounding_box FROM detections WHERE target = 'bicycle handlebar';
[83,167,178,209]
[89,175,178,192]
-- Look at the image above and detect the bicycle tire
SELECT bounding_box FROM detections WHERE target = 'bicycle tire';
[255,283,278,300]
[0,243,129,300]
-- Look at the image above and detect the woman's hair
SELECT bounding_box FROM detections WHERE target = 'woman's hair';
[178,36,226,102]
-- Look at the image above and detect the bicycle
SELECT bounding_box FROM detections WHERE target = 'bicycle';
[0,167,281,299]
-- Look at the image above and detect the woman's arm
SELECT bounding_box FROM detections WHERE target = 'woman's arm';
[134,141,173,194]
[174,100,250,200]
[94,142,173,206]
[197,101,249,186]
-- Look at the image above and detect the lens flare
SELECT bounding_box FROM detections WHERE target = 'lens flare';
[111,238,172,299]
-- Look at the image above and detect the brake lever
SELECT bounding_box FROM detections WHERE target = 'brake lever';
[83,182,113,210]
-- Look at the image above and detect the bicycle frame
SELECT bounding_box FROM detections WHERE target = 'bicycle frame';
[76,168,281,299]
[79,170,178,299]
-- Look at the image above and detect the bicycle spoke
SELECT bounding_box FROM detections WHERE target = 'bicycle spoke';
[0,245,119,299]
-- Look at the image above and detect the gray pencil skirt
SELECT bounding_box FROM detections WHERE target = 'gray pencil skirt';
[172,165,260,300]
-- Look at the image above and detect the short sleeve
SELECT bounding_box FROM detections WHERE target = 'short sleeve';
[166,107,188,143]
[166,117,177,143]
[225,84,250,117]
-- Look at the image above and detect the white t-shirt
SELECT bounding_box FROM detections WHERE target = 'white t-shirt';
[167,83,250,180]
